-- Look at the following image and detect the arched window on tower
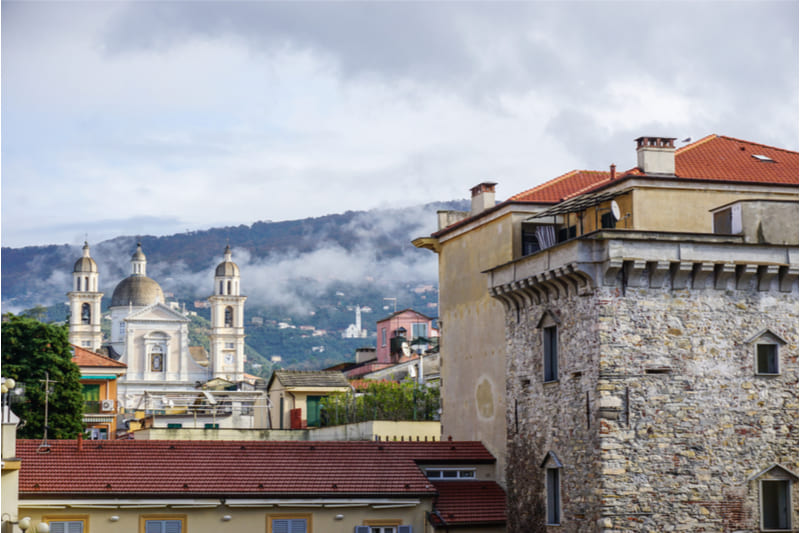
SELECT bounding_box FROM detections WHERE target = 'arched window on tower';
[76,278,81,291]
[227,280,232,295]
[225,306,234,327]
[84,276,89,291]
[81,303,91,324]
[219,281,224,295]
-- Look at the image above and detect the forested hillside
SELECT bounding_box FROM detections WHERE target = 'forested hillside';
[2,200,465,372]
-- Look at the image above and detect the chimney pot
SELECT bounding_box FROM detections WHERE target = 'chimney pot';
[635,136,676,175]
[77,433,83,451]
[610,164,616,180]
[470,182,497,215]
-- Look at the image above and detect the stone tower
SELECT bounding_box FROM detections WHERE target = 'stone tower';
[68,242,104,351]
[208,245,247,382]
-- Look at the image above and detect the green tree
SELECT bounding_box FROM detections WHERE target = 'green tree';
[320,379,440,426]
[1,314,84,439]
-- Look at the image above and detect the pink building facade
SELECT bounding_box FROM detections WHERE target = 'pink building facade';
[376,309,439,364]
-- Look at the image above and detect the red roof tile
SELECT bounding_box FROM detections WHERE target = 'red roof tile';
[509,170,612,203]
[674,134,798,184]
[72,345,127,368]
[431,480,506,526]
[18,440,494,497]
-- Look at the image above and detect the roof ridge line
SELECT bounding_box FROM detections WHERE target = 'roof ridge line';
[717,135,799,155]
[509,169,581,200]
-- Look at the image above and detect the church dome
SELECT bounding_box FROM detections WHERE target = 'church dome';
[73,256,97,273]
[110,275,164,307]
[215,245,240,277]
[73,242,98,273]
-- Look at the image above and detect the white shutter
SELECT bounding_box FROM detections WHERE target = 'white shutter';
[49,523,83,533]
[67,523,84,533]
[49,524,65,533]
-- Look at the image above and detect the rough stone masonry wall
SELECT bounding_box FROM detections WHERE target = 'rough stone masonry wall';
[506,283,798,533]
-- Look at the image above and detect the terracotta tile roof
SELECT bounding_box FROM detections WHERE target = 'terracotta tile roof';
[431,480,506,526]
[674,134,798,184]
[18,439,495,497]
[269,370,351,389]
[72,345,127,368]
[509,170,612,203]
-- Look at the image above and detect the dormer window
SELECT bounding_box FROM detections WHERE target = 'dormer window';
[747,329,786,376]
[752,154,776,163]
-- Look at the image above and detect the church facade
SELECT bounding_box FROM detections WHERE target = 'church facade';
[68,242,246,410]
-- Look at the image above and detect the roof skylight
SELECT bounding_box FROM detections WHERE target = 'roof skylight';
[752,154,776,163]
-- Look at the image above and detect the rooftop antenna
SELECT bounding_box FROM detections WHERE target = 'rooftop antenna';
[37,371,60,453]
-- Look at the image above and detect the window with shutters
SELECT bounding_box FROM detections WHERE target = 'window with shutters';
[267,514,311,533]
[43,516,88,533]
[140,514,186,533]
[358,520,411,533]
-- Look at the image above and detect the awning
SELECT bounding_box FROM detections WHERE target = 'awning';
[528,190,621,219]
[81,375,119,380]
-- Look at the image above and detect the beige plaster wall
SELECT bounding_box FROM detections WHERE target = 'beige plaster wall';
[632,186,798,233]
[22,502,431,533]
[437,211,527,486]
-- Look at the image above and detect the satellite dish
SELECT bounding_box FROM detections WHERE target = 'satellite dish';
[610,200,621,221]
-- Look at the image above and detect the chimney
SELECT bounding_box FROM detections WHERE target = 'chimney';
[470,182,497,215]
[77,432,83,451]
[635,136,676,175]
[609,164,616,180]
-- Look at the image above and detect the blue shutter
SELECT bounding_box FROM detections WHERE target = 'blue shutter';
[165,520,182,533]
[49,523,83,533]
[289,519,307,533]
[354,527,370,533]
[67,524,84,533]
[398,526,413,533]
[272,520,289,533]
[146,522,163,533]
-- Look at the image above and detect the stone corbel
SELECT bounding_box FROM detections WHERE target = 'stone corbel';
[779,266,798,293]
[714,263,736,290]
[692,262,715,289]
[604,258,624,286]
[758,265,780,291]
[548,270,570,299]
[736,264,758,290]
[489,287,514,312]
[625,259,648,288]
[522,278,543,305]
[535,273,557,302]
[648,260,671,289]
[670,262,693,289]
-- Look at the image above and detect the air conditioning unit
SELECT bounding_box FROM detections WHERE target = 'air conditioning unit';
[101,399,115,412]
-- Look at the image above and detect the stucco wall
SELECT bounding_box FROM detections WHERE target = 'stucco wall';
[20,503,431,533]
[437,211,529,486]
[633,186,797,234]
[505,280,799,532]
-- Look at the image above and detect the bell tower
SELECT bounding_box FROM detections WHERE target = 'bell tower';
[208,245,247,383]
[68,242,104,351]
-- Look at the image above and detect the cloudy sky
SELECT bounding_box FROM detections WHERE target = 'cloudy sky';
[3,1,797,248]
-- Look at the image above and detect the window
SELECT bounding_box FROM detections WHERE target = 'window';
[81,303,91,324]
[219,281,224,295]
[543,325,558,382]
[227,280,232,295]
[546,467,561,525]
[761,479,792,530]
[47,522,84,533]
[268,515,310,533]
[381,327,387,347]
[600,211,617,229]
[76,277,81,291]
[411,322,427,339]
[119,322,126,337]
[426,468,476,479]
[150,345,164,372]
[757,344,779,375]
[522,227,541,256]
[225,306,234,327]
[43,516,88,533]
[141,515,185,533]
[358,520,411,533]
